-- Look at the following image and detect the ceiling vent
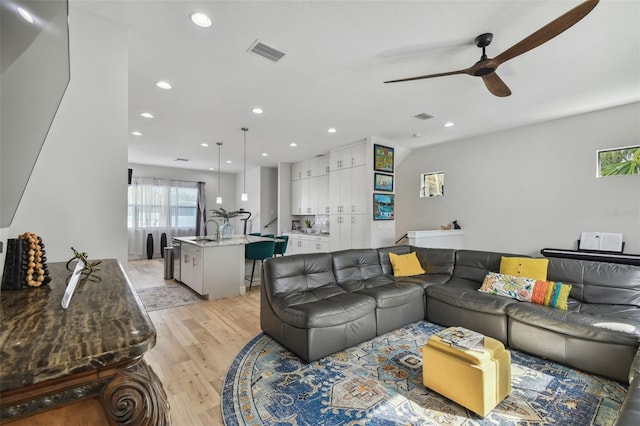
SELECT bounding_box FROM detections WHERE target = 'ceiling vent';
[414,113,434,120]
[175,158,189,162]
[248,40,286,63]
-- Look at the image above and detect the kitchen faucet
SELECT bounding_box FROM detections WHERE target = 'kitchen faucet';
[205,218,220,241]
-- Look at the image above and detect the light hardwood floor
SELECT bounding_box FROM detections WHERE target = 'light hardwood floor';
[10,259,261,426]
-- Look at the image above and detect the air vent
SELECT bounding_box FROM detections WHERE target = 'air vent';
[414,113,434,120]
[248,40,286,63]
[175,158,189,162]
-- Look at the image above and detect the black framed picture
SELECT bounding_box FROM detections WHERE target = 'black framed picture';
[374,144,394,173]
[374,173,394,192]
[373,193,395,220]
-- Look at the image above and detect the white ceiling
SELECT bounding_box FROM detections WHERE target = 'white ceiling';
[78,0,640,174]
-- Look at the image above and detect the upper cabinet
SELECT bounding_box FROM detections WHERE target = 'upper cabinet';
[291,156,329,215]
[292,158,320,180]
[330,142,367,171]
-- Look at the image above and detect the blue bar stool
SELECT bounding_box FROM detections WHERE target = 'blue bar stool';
[273,235,289,256]
[245,241,276,291]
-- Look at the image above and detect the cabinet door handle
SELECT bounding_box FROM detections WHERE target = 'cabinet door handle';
[351,205,355,212]
[351,216,355,224]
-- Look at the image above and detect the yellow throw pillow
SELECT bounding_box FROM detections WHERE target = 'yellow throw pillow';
[389,252,426,277]
[500,257,549,281]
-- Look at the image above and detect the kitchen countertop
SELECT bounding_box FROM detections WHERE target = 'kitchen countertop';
[285,231,330,237]
[174,235,282,248]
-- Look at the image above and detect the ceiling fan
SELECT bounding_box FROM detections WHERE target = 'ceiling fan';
[384,0,599,97]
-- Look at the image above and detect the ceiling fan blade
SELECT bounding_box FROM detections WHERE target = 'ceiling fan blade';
[384,68,470,84]
[481,73,512,97]
[493,0,599,66]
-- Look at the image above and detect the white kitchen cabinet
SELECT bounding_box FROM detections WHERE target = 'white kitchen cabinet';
[181,244,203,294]
[330,214,368,251]
[317,174,330,215]
[285,233,330,255]
[349,165,367,214]
[309,235,330,253]
[329,165,366,215]
[317,156,330,175]
[330,142,366,170]
[292,161,305,180]
[291,179,303,215]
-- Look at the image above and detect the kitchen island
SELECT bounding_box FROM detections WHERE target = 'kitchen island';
[173,235,277,299]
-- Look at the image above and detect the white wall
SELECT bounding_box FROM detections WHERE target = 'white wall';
[278,163,292,235]
[396,102,640,256]
[1,5,128,267]
[261,168,278,235]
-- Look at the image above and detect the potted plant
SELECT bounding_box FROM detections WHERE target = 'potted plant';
[210,208,241,239]
[304,219,313,234]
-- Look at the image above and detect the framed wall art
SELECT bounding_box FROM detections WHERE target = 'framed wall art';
[374,144,394,173]
[374,173,394,192]
[373,193,395,220]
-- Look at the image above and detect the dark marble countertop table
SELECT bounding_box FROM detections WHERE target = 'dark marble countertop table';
[0,259,169,425]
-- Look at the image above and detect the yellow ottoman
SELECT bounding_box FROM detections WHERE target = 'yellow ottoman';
[422,330,511,417]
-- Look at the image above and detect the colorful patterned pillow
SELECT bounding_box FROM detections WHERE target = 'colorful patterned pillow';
[500,257,549,280]
[479,272,535,302]
[532,280,572,310]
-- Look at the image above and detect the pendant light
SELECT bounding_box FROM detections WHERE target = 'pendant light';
[216,142,223,204]
[241,127,248,201]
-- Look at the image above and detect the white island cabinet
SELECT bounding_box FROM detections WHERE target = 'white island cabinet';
[174,235,276,300]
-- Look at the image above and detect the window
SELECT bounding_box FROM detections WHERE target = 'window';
[597,145,640,177]
[170,182,198,229]
[127,178,198,230]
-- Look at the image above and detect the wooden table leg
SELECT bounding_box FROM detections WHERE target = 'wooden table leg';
[100,360,170,425]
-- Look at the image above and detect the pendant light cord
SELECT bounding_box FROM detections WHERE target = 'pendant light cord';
[216,142,222,202]
[242,128,248,194]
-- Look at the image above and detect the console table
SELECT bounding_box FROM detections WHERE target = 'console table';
[0,259,170,424]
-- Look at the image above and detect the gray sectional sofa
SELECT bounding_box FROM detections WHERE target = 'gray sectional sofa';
[260,245,640,425]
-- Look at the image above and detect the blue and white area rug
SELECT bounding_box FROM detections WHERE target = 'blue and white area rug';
[222,321,627,425]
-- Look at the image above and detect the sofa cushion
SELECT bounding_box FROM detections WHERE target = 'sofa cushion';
[389,252,425,277]
[341,278,423,309]
[339,275,395,293]
[427,284,516,315]
[263,253,337,297]
[500,257,549,280]
[333,249,384,283]
[397,273,451,290]
[506,302,640,346]
[453,250,526,283]
[272,285,376,328]
[547,257,640,306]
[412,247,456,276]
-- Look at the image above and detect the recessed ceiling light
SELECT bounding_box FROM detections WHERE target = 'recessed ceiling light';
[226,160,232,164]
[261,153,268,157]
[131,131,142,136]
[252,107,263,114]
[156,81,172,90]
[444,121,455,127]
[190,12,212,28]
[289,142,297,147]
[328,128,337,133]
[209,167,214,171]
[200,143,209,147]
[141,112,154,118]
[18,7,34,23]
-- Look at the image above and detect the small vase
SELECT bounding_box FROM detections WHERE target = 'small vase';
[220,218,235,239]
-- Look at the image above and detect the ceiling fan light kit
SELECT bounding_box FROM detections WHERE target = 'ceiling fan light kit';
[384,0,599,97]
